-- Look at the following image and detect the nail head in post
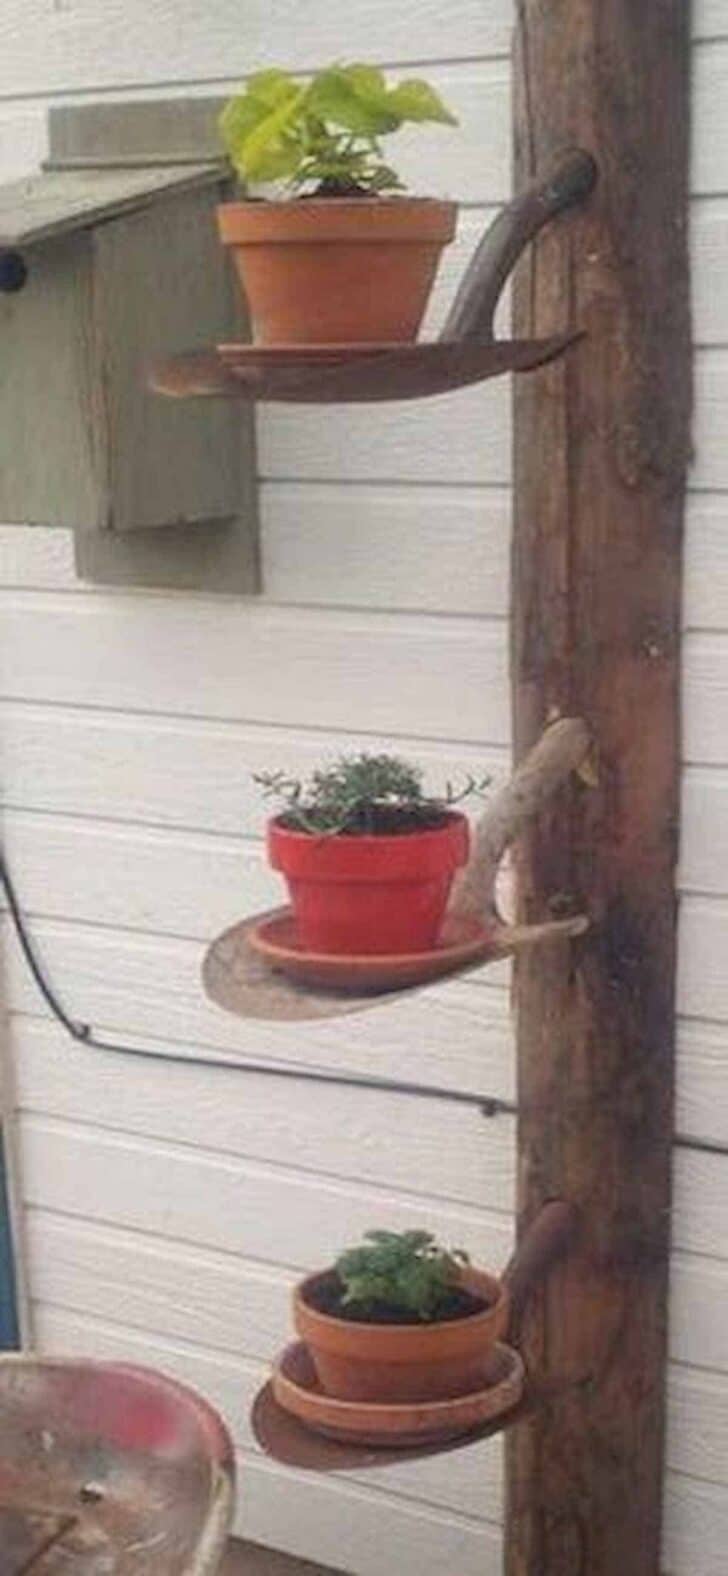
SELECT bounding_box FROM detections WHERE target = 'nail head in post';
[0,250,28,293]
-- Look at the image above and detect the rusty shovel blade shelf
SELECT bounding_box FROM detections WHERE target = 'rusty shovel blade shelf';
[151,150,596,405]
[251,1203,578,1472]
[150,332,581,404]
[202,718,591,1025]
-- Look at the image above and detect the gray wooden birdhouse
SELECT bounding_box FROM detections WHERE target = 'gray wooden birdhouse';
[0,101,257,593]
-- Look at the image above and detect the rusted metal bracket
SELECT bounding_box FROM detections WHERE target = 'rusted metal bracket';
[151,148,598,403]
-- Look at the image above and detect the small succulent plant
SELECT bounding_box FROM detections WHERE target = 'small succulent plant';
[335,1230,470,1321]
[219,63,457,195]
[254,752,489,836]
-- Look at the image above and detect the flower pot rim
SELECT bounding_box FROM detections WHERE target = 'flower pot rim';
[217,196,458,248]
[268,808,468,846]
[296,1265,506,1336]
[219,194,456,209]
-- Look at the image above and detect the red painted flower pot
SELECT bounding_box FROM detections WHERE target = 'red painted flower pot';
[267,812,469,956]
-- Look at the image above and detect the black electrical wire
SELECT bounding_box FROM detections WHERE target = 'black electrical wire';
[1,845,726,1156]
[0,848,513,1118]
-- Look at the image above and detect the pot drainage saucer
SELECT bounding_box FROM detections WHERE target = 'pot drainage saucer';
[247,909,494,993]
[270,1341,525,1449]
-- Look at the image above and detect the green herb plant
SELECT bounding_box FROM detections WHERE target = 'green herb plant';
[254,752,489,837]
[335,1230,470,1322]
[219,63,457,196]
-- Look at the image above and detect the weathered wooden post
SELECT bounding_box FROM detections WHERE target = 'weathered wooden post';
[506,3,692,1573]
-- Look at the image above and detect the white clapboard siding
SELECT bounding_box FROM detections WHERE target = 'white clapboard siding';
[258,349,726,492]
[29,1297,504,1526]
[2,598,728,762]
[0,595,509,745]
[678,897,728,1021]
[693,42,728,196]
[7,913,728,1148]
[693,201,728,345]
[684,496,728,632]
[16,1115,514,1269]
[0,8,727,1575]
[12,1104,728,1266]
[0,3,513,97]
[10,1017,514,1212]
[1,922,513,1098]
[664,1475,728,1576]
[0,108,46,179]
[261,484,510,615]
[258,379,512,488]
[0,702,506,835]
[670,1254,728,1373]
[0,477,724,622]
[237,1451,501,1576]
[0,483,725,623]
[696,4,728,41]
[0,1,719,104]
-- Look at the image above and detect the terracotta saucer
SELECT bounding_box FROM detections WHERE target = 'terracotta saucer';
[271,1341,524,1449]
[246,909,494,993]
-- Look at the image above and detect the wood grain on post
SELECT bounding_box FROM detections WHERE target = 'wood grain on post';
[506,4,691,1574]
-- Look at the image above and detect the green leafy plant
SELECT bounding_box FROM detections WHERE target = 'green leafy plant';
[335,1230,470,1321]
[219,63,457,195]
[254,753,489,836]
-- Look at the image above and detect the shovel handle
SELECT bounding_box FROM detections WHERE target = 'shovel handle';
[442,148,597,344]
[503,1201,579,1336]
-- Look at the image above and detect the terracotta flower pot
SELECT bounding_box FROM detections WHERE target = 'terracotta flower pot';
[217,198,457,345]
[294,1268,509,1403]
[267,812,469,956]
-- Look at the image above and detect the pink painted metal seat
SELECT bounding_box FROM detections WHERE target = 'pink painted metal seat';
[0,1356,235,1575]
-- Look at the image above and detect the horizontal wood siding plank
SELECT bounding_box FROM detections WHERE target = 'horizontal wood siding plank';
[679,771,728,894]
[0,485,725,629]
[0,703,506,834]
[235,1453,502,1576]
[670,1254,728,1372]
[0,5,513,96]
[257,350,727,492]
[678,897,728,1020]
[257,382,512,487]
[0,595,509,743]
[663,1473,728,1576]
[10,1017,514,1211]
[1,599,726,760]
[260,484,510,616]
[684,496,728,632]
[682,633,728,765]
[16,1115,514,1267]
[693,200,728,344]
[12,1103,728,1264]
[695,4,728,40]
[0,108,46,179]
[693,43,728,196]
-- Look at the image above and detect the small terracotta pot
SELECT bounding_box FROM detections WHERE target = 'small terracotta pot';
[268,812,469,957]
[217,198,457,345]
[294,1267,509,1403]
